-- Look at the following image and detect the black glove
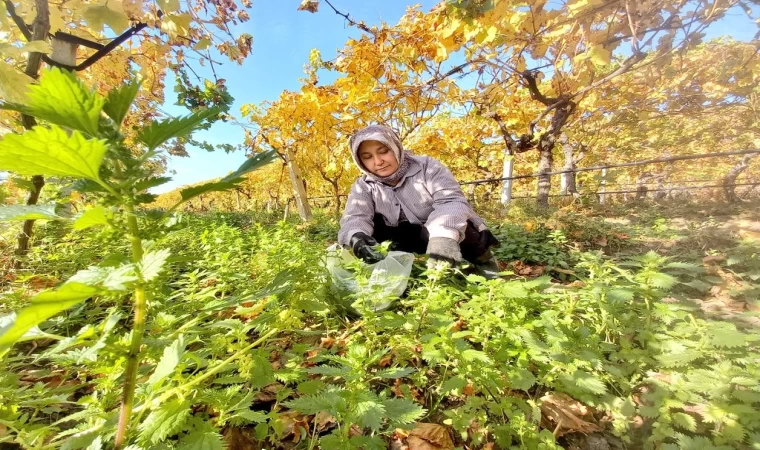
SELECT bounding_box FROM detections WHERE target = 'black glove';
[426,237,462,269]
[350,232,385,264]
[475,230,500,263]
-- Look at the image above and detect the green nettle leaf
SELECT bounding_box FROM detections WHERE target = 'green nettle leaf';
[69,264,138,292]
[10,177,36,190]
[0,204,64,221]
[382,398,426,425]
[138,398,192,445]
[137,108,219,151]
[647,272,678,290]
[461,349,492,364]
[439,376,468,395]
[307,365,352,377]
[12,68,105,136]
[176,429,225,450]
[235,409,268,423]
[133,176,173,192]
[0,126,108,182]
[140,249,172,281]
[507,368,537,391]
[73,206,110,230]
[375,367,415,379]
[571,370,607,395]
[710,328,747,348]
[672,412,697,432]
[148,335,186,387]
[0,282,97,356]
[353,394,386,431]
[103,80,141,127]
[179,180,242,203]
[284,391,346,416]
[220,150,279,182]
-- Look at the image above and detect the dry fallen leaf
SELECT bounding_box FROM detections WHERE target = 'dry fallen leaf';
[223,426,260,450]
[539,392,601,437]
[297,0,319,13]
[408,423,454,450]
[315,410,336,433]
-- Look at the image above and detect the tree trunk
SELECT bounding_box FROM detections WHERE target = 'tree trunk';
[536,142,553,207]
[235,189,241,210]
[14,0,52,267]
[723,153,758,202]
[500,149,514,205]
[560,136,583,197]
[285,148,312,221]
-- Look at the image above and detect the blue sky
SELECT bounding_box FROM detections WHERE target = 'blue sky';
[153,1,758,195]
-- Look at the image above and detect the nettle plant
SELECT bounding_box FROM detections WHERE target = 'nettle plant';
[0,68,276,448]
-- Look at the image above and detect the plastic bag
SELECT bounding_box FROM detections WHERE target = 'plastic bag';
[324,243,414,312]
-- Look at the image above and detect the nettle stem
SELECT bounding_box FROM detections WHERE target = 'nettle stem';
[115,206,147,449]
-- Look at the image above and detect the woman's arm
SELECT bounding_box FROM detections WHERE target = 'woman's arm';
[338,180,376,247]
[423,158,477,242]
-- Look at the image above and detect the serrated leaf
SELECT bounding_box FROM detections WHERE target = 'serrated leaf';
[353,395,385,431]
[648,272,678,290]
[440,376,468,395]
[638,405,660,419]
[69,264,137,292]
[461,349,492,363]
[507,368,536,391]
[140,249,171,281]
[307,365,351,377]
[220,150,279,183]
[157,0,180,12]
[104,80,141,127]
[0,282,97,356]
[0,204,63,221]
[179,180,242,203]
[148,335,185,387]
[194,37,211,50]
[0,126,107,182]
[10,177,36,191]
[684,279,711,292]
[571,370,607,395]
[20,68,104,136]
[588,45,611,66]
[138,398,191,445]
[73,206,109,230]
[711,328,746,348]
[133,176,172,192]
[138,108,218,151]
[236,409,268,423]
[284,391,346,415]
[657,349,702,367]
[383,398,426,425]
[375,367,414,379]
[607,288,634,302]
[161,13,192,38]
[672,412,697,432]
[664,262,702,272]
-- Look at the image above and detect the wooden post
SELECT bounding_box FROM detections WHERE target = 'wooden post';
[500,149,513,205]
[599,168,607,205]
[285,148,312,221]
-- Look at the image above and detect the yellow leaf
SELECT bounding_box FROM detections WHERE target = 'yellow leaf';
[161,13,192,38]
[22,41,52,54]
[0,61,35,104]
[435,42,448,63]
[439,18,461,39]
[82,2,130,34]
[157,0,180,13]
[587,46,611,66]
[194,37,211,50]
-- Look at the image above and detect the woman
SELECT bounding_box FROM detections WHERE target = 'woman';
[337,124,500,274]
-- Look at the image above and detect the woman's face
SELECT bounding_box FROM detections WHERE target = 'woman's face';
[357,140,399,177]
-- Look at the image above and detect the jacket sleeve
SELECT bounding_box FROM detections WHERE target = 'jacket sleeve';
[423,158,477,242]
[338,180,376,247]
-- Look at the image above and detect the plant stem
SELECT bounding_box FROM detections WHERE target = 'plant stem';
[114,207,147,449]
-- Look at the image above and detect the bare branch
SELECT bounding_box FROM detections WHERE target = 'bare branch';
[323,0,373,34]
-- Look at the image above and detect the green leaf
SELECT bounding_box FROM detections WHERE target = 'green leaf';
[0,204,63,221]
[672,412,697,432]
[657,349,702,367]
[104,80,141,127]
[284,391,346,416]
[507,368,536,391]
[220,150,279,182]
[0,282,97,356]
[571,370,607,395]
[0,60,35,103]
[664,262,702,272]
[353,394,386,431]
[235,409,268,423]
[307,365,352,377]
[10,177,36,191]
[607,288,634,302]
[133,176,172,192]
[375,367,415,379]
[648,272,678,290]
[0,126,107,183]
[140,249,171,281]
[69,264,137,292]
[179,179,243,203]
[461,349,492,363]
[21,68,104,136]
[711,328,746,348]
[684,279,711,292]
[138,398,191,445]
[383,398,426,426]
[148,335,186,387]
[73,206,109,231]
[439,376,468,395]
[137,108,219,151]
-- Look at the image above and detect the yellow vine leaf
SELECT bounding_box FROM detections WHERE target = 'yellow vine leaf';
[157,0,180,13]
[81,1,130,34]
[587,46,611,66]
[0,61,35,104]
[161,14,192,38]
[194,37,211,50]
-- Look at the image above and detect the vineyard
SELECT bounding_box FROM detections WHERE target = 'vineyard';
[1,0,759,449]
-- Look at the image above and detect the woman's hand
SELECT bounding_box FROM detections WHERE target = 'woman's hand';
[350,232,385,264]
[426,237,462,269]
